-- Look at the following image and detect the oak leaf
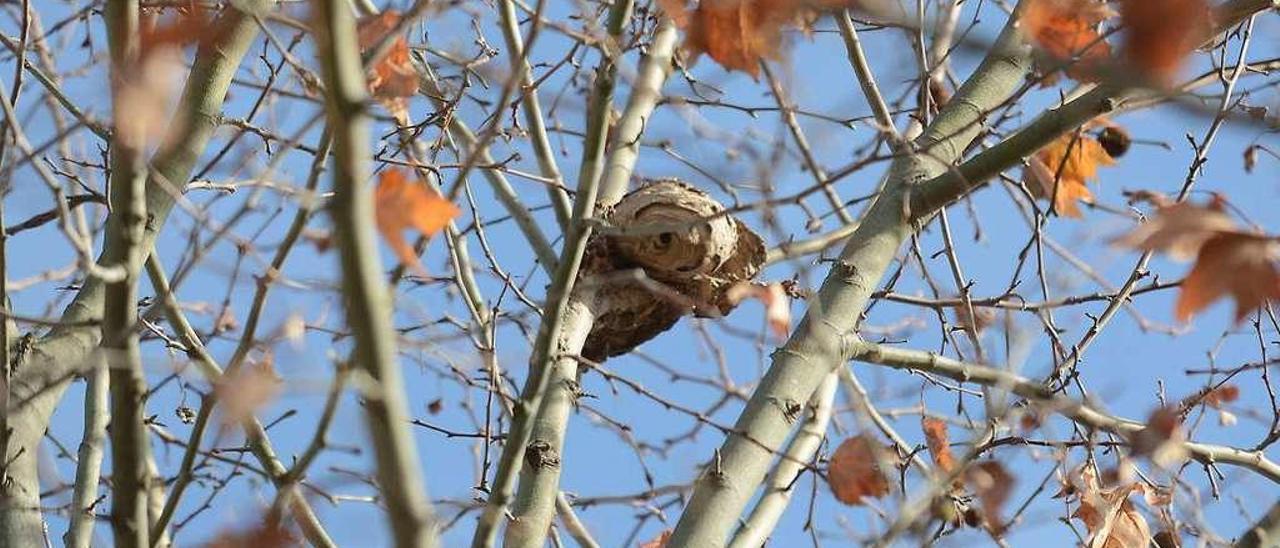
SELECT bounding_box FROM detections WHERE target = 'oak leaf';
[1021,0,1114,82]
[1023,132,1117,217]
[374,169,460,275]
[357,11,420,122]
[827,434,892,505]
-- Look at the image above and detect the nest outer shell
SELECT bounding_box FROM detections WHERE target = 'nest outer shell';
[581,180,765,361]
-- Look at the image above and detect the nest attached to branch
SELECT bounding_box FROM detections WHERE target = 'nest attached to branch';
[580,180,765,361]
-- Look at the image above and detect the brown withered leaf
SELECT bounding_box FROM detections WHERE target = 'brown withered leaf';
[357,11,420,122]
[726,282,791,338]
[1202,384,1240,409]
[1021,0,1114,82]
[639,529,671,548]
[214,307,239,334]
[1120,0,1212,85]
[1153,530,1181,548]
[1113,198,1280,322]
[1073,484,1153,548]
[827,434,892,505]
[215,353,283,426]
[953,303,996,333]
[203,513,299,548]
[114,8,217,149]
[658,0,872,78]
[964,461,1014,531]
[921,417,956,474]
[374,169,460,275]
[1023,133,1116,217]
[1111,199,1237,260]
[1176,232,1280,323]
[1128,407,1187,468]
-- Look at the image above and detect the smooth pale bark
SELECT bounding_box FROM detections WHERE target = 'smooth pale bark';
[0,1,279,544]
[314,0,438,544]
[668,7,1035,544]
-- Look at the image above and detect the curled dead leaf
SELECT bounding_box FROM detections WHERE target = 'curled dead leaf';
[1111,199,1236,260]
[357,11,420,122]
[827,434,892,505]
[920,417,956,474]
[1021,0,1114,83]
[374,169,460,275]
[1120,0,1212,85]
[726,282,791,338]
[1073,484,1153,548]
[964,461,1014,532]
[639,529,672,548]
[1201,384,1240,409]
[203,512,298,548]
[1113,198,1280,323]
[1023,132,1117,217]
[658,0,885,78]
[113,8,217,150]
[1175,232,1280,323]
[1128,407,1188,468]
[952,303,996,333]
[215,353,283,426]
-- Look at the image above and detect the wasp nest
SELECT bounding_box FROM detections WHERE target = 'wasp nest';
[580,180,765,361]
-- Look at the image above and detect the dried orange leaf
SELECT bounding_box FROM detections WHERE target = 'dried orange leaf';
[215,353,282,425]
[639,529,672,548]
[1202,385,1240,409]
[827,434,892,505]
[1021,0,1114,82]
[1074,485,1153,548]
[726,282,791,338]
[921,417,956,474]
[1120,0,1212,85]
[204,513,298,548]
[114,8,216,149]
[661,0,869,78]
[357,11,420,121]
[1023,133,1116,217]
[1113,199,1280,322]
[964,461,1014,530]
[1111,200,1238,260]
[1175,232,1280,323]
[1129,407,1188,468]
[374,169,460,274]
[953,304,995,333]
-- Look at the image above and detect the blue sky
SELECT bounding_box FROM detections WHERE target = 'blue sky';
[8,0,1280,546]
